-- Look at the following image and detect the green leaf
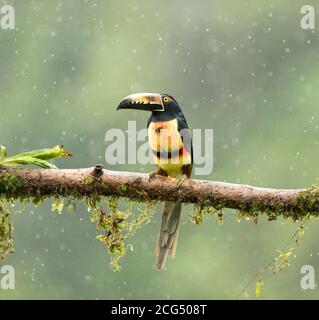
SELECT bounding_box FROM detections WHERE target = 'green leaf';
[0,156,58,169]
[255,279,264,298]
[0,145,72,169]
[0,145,7,160]
[9,144,72,161]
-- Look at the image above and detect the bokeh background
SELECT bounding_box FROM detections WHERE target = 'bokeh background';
[1,0,319,299]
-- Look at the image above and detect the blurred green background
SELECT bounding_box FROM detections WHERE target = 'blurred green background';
[1,0,319,299]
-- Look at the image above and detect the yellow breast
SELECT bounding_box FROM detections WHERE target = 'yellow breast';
[148,119,191,178]
[148,119,183,152]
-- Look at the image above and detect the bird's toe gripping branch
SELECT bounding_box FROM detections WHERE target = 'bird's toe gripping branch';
[148,171,157,182]
[177,174,188,188]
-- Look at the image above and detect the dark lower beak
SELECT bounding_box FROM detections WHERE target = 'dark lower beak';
[117,93,164,112]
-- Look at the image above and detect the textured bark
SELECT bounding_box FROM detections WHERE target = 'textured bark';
[0,166,318,218]
[0,166,319,218]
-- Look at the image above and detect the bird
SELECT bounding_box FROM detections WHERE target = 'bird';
[117,93,193,270]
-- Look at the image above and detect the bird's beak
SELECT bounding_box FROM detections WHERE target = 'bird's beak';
[117,93,164,112]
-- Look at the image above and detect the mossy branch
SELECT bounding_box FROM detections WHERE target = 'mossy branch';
[0,166,318,219]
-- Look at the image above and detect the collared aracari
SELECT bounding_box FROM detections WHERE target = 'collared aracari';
[117,93,193,270]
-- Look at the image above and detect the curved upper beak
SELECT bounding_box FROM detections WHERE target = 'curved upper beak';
[117,93,164,112]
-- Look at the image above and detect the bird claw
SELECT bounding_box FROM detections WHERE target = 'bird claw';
[177,174,187,188]
[148,171,157,182]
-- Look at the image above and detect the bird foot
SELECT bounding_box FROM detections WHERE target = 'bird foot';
[148,171,157,182]
[177,174,188,188]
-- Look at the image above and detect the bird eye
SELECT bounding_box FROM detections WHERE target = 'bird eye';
[163,96,169,103]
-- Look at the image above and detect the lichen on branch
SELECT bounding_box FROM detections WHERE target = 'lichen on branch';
[89,196,155,271]
[0,201,14,260]
[0,167,318,220]
[1,165,319,271]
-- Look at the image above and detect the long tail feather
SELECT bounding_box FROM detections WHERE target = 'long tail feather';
[155,201,182,270]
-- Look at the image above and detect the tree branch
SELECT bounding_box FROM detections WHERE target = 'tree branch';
[0,166,318,219]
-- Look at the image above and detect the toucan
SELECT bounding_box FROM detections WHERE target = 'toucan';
[117,93,193,270]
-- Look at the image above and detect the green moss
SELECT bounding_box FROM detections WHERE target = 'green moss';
[88,196,155,271]
[0,173,23,194]
[0,202,14,260]
[65,199,76,212]
[237,210,258,223]
[51,197,64,214]
[1,178,318,273]
[118,184,127,195]
[192,206,204,225]
[293,186,319,217]
[85,193,101,209]
[86,176,95,185]
[32,196,45,206]
[191,204,224,225]
[100,182,108,191]
[255,279,264,298]
[238,213,310,298]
